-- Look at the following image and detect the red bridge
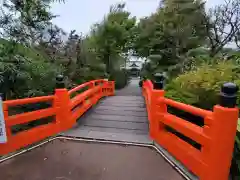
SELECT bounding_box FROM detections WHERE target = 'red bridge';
[0,76,238,180]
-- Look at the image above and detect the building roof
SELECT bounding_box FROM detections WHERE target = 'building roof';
[129,63,139,68]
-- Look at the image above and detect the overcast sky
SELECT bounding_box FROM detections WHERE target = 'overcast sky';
[51,0,225,35]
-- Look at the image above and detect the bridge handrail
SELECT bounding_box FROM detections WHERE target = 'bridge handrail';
[161,97,212,118]
[6,107,56,127]
[0,78,115,155]
[68,79,107,95]
[142,79,239,180]
[4,95,54,107]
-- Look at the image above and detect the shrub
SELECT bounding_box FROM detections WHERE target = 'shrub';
[0,40,64,99]
[165,61,240,110]
[109,69,130,89]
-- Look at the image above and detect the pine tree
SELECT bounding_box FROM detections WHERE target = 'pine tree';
[162,0,207,56]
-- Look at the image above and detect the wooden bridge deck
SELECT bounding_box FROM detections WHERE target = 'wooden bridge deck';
[63,78,152,144]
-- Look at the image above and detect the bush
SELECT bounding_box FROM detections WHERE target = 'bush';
[0,58,63,99]
[165,61,240,110]
[109,69,130,89]
[0,40,64,99]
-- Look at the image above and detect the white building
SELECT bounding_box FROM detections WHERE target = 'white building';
[120,56,145,77]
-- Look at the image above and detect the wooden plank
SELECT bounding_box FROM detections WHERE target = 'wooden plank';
[102,98,143,103]
[101,100,144,105]
[105,96,143,100]
[86,131,152,144]
[93,109,147,117]
[82,119,149,131]
[99,102,145,107]
[87,114,147,123]
[95,106,146,112]
[71,126,148,135]
[63,129,152,144]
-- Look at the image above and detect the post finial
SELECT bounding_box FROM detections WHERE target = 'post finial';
[153,72,165,90]
[56,75,65,89]
[220,82,238,108]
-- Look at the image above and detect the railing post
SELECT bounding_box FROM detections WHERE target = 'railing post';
[203,83,239,180]
[153,72,165,90]
[101,80,107,97]
[150,73,166,139]
[110,81,115,96]
[54,75,73,131]
[102,80,114,96]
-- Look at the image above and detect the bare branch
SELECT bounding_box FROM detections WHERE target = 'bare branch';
[205,0,240,56]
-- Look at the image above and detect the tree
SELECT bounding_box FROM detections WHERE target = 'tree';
[204,0,240,56]
[0,0,65,99]
[133,0,207,71]
[166,0,206,51]
[234,29,240,49]
[1,0,65,44]
[89,3,136,73]
[37,24,67,62]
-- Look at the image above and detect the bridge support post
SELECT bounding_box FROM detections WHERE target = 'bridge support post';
[109,81,115,96]
[150,73,167,139]
[202,83,239,180]
[54,75,73,131]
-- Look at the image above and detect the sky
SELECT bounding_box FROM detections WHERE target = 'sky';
[51,0,225,35]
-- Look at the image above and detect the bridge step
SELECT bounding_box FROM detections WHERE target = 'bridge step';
[88,114,147,122]
[95,105,146,112]
[73,126,148,135]
[93,109,147,117]
[62,129,152,144]
[80,119,148,131]
[98,102,145,107]
[103,95,143,101]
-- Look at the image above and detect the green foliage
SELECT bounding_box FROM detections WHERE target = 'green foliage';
[133,0,208,82]
[165,60,240,110]
[109,69,130,89]
[133,0,207,67]
[1,0,65,44]
[88,3,136,73]
[0,40,63,99]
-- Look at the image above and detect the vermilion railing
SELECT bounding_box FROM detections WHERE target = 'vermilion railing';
[142,79,239,180]
[0,79,114,155]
